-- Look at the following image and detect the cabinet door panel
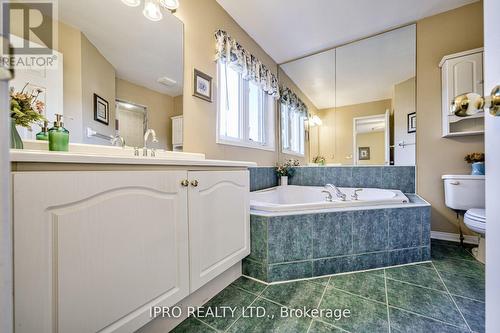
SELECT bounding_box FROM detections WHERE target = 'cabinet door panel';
[13,171,189,333]
[188,171,250,292]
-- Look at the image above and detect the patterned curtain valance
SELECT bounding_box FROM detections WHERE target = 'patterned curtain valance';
[215,29,280,99]
[279,87,308,116]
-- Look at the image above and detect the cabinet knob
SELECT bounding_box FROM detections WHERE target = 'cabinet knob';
[191,180,199,187]
[181,179,189,187]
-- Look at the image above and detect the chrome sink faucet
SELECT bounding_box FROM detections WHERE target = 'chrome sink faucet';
[143,128,158,156]
[110,133,125,147]
[325,184,347,201]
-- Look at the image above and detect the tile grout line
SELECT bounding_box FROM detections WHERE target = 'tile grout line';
[384,270,391,333]
[387,305,474,330]
[192,316,221,332]
[329,282,471,330]
[256,293,351,333]
[386,275,485,303]
[306,276,332,333]
[223,285,269,333]
[430,262,473,332]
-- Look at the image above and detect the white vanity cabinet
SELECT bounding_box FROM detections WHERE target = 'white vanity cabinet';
[188,171,250,292]
[440,48,484,137]
[12,169,250,333]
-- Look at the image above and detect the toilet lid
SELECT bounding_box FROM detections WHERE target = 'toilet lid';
[465,208,486,223]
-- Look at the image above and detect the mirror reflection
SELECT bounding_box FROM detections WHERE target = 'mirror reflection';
[280,24,416,166]
[10,0,184,150]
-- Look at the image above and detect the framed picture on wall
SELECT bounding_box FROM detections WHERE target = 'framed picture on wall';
[359,147,371,160]
[407,112,416,133]
[94,93,109,125]
[193,69,212,102]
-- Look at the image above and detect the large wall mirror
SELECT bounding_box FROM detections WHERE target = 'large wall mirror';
[279,24,416,166]
[10,0,184,150]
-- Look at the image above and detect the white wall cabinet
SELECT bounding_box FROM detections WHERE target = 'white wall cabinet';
[171,116,183,151]
[188,171,250,292]
[13,169,249,333]
[440,48,484,137]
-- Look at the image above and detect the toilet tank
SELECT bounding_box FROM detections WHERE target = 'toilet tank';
[442,175,485,210]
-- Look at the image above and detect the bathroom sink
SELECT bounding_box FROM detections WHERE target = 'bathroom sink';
[20,140,206,160]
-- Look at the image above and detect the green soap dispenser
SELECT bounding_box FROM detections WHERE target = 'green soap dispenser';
[36,121,49,141]
[48,114,69,151]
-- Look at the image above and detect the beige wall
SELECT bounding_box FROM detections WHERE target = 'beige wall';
[416,1,484,234]
[116,78,175,150]
[315,99,392,165]
[357,131,386,165]
[176,0,278,166]
[277,69,319,165]
[58,22,83,142]
[173,95,183,117]
[81,34,116,145]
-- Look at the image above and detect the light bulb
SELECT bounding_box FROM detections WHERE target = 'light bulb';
[159,0,179,10]
[121,0,141,7]
[143,0,163,21]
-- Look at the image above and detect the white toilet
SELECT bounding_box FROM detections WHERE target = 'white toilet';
[442,175,486,263]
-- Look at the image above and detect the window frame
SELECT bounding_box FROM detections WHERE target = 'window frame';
[280,102,306,157]
[216,61,275,151]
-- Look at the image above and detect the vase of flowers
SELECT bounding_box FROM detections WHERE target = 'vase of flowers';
[276,159,300,186]
[465,153,485,175]
[10,83,46,149]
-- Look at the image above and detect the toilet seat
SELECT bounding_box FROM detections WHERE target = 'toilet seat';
[464,208,485,235]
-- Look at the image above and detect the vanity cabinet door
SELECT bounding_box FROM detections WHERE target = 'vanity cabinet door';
[13,171,189,333]
[188,170,250,292]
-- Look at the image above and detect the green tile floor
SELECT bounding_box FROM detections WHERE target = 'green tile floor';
[172,240,484,333]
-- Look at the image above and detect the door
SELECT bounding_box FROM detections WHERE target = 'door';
[188,170,250,292]
[0,34,13,333]
[484,0,500,331]
[13,171,189,333]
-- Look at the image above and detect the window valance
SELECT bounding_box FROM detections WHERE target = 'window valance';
[280,87,308,116]
[215,29,280,99]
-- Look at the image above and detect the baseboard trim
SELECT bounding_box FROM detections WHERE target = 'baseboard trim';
[431,231,479,245]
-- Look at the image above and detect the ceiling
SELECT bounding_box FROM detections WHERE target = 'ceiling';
[281,25,416,109]
[59,0,184,96]
[216,0,478,64]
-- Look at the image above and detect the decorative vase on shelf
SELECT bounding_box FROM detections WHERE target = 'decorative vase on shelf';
[280,176,288,186]
[10,118,23,149]
[471,162,485,175]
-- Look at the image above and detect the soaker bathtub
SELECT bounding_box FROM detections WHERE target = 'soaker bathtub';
[250,185,409,212]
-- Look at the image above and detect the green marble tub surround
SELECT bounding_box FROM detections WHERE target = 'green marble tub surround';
[244,198,431,282]
[249,166,416,193]
[172,240,484,333]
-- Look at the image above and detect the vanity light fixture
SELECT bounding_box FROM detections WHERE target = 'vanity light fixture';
[121,0,179,21]
[309,115,323,127]
[143,0,163,21]
[159,0,179,11]
[121,0,141,7]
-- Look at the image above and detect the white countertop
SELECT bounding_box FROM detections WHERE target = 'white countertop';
[10,148,256,168]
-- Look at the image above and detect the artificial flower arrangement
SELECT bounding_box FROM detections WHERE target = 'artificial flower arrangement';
[10,83,46,128]
[464,152,485,164]
[276,159,300,177]
[465,152,485,175]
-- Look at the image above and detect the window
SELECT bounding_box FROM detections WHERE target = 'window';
[217,61,275,150]
[281,103,306,156]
